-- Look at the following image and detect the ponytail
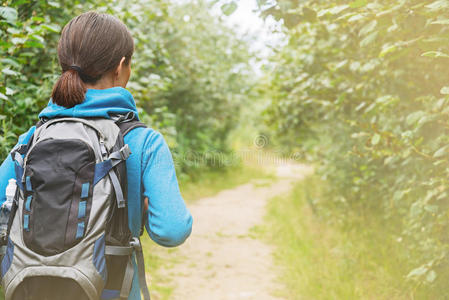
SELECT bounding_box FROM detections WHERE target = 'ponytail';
[51,68,86,108]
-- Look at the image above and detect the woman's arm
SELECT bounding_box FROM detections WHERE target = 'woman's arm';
[0,154,16,206]
[141,131,193,247]
[0,127,36,206]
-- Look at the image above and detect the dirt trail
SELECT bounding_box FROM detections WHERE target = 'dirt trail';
[150,163,313,300]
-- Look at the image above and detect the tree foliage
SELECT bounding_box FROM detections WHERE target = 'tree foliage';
[0,0,253,177]
[262,0,449,296]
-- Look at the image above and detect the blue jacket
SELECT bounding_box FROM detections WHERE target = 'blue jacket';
[0,87,193,299]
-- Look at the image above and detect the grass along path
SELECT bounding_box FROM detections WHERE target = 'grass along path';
[143,163,312,300]
[258,176,418,299]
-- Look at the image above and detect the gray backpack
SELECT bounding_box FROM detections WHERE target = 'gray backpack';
[2,115,150,300]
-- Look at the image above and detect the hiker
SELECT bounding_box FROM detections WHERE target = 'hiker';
[0,11,193,300]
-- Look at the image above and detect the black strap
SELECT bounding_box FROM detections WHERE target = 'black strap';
[116,118,148,236]
[117,120,147,137]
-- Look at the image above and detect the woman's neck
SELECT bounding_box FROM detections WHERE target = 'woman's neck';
[84,72,117,90]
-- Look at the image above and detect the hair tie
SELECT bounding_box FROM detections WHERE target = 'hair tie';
[69,65,82,73]
[67,65,100,83]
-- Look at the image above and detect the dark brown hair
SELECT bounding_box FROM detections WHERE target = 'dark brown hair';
[51,11,134,108]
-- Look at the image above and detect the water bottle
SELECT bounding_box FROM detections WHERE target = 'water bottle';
[0,179,17,242]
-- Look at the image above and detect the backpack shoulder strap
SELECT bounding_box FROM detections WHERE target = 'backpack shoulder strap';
[116,118,148,234]
[111,112,147,137]
[117,120,147,137]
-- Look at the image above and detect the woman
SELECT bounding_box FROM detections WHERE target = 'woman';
[0,11,193,300]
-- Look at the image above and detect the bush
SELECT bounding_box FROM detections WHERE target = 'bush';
[262,0,449,295]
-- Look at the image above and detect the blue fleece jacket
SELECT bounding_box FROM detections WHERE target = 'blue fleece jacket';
[0,87,193,299]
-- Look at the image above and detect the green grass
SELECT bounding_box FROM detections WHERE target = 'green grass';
[258,176,418,300]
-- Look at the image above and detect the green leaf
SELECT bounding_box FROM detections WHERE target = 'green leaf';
[6,27,21,35]
[31,16,46,22]
[417,115,433,126]
[41,24,61,33]
[2,68,20,76]
[360,31,377,47]
[406,111,426,125]
[23,40,45,48]
[0,92,8,101]
[0,58,20,69]
[47,1,60,7]
[426,270,437,283]
[421,51,449,58]
[379,45,397,58]
[317,5,349,17]
[350,0,367,8]
[359,20,377,37]
[355,102,366,111]
[440,86,449,94]
[328,5,349,15]
[348,14,365,22]
[407,265,428,279]
[221,2,238,16]
[426,0,449,11]
[0,7,18,24]
[371,133,380,145]
[433,145,448,158]
[11,37,26,45]
[5,87,14,96]
[431,19,449,25]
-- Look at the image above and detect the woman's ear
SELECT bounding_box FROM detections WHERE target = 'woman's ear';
[114,56,131,88]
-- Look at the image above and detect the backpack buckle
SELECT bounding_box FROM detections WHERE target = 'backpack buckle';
[119,145,131,160]
[130,237,142,251]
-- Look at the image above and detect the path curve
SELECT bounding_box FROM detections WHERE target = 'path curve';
[150,163,313,300]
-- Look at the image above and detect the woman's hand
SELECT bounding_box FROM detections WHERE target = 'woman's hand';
[144,197,149,212]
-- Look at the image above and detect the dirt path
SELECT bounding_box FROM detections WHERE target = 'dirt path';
[150,163,313,300]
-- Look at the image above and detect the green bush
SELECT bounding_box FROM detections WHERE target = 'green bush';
[262,0,449,296]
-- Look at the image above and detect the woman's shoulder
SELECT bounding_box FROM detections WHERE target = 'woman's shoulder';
[125,125,164,144]
[17,126,37,145]
[124,126,170,158]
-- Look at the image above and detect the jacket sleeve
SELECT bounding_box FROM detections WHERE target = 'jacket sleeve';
[0,127,36,206]
[141,130,193,247]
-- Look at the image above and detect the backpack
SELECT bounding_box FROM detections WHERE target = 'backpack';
[2,113,151,300]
